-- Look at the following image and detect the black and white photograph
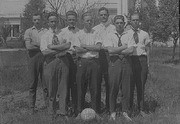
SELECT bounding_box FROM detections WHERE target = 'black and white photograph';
[0,0,179,123]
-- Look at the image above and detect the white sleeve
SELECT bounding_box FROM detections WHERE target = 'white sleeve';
[57,32,66,44]
[40,34,48,51]
[144,32,151,46]
[75,33,82,47]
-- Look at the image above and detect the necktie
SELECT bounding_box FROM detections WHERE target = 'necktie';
[115,32,124,60]
[68,26,75,30]
[115,33,122,47]
[52,31,59,45]
[133,29,139,44]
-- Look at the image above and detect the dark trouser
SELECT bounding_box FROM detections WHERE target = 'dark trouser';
[76,58,101,113]
[109,56,132,113]
[99,49,109,110]
[43,56,69,115]
[66,53,77,111]
[130,55,148,111]
[28,49,44,109]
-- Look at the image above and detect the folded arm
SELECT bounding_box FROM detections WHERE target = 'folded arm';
[107,45,127,54]
[121,46,135,55]
[25,39,39,49]
[47,42,71,51]
[42,49,58,56]
[81,44,101,52]
[74,46,88,53]
[31,41,40,47]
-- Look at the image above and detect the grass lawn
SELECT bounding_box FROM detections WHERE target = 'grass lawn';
[0,46,180,124]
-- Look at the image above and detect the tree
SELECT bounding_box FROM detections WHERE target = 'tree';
[22,0,46,31]
[45,0,107,29]
[46,0,66,13]
[128,0,159,33]
[153,0,179,60]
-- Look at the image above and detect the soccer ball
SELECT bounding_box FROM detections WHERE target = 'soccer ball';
[80,108,96,121]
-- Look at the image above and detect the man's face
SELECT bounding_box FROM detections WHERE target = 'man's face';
[99,10,109,23]
[67,15,77,27]
[131,14,140,30]
[33,15,41,27]
[114,19,125,32]
[83,15,93,30]
[48,16,58,29]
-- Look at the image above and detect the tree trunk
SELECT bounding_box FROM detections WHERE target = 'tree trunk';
[179,38,180,60]
[172,38,178,60]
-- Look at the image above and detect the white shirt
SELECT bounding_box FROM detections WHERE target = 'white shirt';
[104,31,137,56]
[40,28,67,57]
[24,26,47,50]
[93,23,115,43]
[128,29,150,56]
[104,31,136,47]
[40,28,61,51]
[58,26,80,51]
[77,29,99,58]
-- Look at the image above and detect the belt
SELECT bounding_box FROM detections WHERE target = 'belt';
[131,55,147,58]
[28,49,41,53]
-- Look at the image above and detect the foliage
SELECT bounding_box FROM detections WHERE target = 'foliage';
[140,0,159,32]
[46,0,66,13]
[152,0,179,42]
[22,0,46,31]
[128,0,158,33]
[46,0,107,29]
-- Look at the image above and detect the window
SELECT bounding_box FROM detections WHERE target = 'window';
[13,25,20,37]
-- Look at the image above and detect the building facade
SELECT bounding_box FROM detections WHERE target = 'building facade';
[0,0,27,38]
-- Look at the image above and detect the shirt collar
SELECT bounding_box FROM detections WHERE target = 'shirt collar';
[100,22,111,28]
[114,30,126,36]
[68,26,76,30]
[83,28,95,34]
[66,26,79,33]
[49,28,61,34]
[131,26,140,33]
[32,26,44,32]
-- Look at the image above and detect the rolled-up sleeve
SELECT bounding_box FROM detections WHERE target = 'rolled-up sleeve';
[144,33,151,46]
[24,29,31,41]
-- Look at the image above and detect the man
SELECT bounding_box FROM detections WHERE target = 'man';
[74,12,101,115]
[104,15,136,121]
[93,7,116,112]
[24,13,47,114]
[40,12,70,119]
[129,13,150,116]
[58,10,80,116]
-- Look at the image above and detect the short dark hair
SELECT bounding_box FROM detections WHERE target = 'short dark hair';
[33,13,41,17]
[130,12,140,20]
[81,12,92,20]
[47,12,58,19]
[66,10,78,18]
[98,7,109,15]
[113,15,125,23]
